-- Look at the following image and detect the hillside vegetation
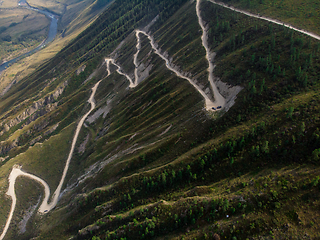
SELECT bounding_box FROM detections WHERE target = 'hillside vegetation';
[0,0,112,94]
[0,0,320,239]
[0,7,49,64]
[218,0,320,35]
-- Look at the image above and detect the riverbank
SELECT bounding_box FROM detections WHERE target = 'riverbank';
[0,0,58,74]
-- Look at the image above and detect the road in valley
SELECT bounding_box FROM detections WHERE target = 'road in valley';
[0,0,58,73]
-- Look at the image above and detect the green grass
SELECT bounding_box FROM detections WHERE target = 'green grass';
[30,2,320,239]
[4,177,43,240]
[153,1,210,96]
[1,0,320,239]
[0,8,48,63]
[0,123,75,196]
[27,0,65,15]
[0,193,11,237]
[216,0,320,35]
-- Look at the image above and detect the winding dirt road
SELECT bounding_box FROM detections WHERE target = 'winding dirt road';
[105,58,135,88]
[208,0,320,41]
[104,0,232,111]
[133,30,142,87]
[197,0,226,109]
[137,29,220,111]
[105,5,226,111]
[3,0,320,238]
[0,80,102,240]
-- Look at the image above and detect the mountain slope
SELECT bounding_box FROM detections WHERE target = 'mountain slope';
[216,0,320,36]
[0,0,320,239]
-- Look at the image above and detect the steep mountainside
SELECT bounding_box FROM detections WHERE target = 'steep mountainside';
[0,0,320,239]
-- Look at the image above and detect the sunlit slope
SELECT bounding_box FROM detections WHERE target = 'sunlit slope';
[0,0,112,94]
[0,0,320,239]
[0,0,191,239]
[26,0,65,14]
[0,7,49,64]
[30,1,320,239]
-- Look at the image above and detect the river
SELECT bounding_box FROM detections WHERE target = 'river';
[0,0,58,73]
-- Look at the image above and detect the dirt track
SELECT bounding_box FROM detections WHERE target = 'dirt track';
[0,80,102,240]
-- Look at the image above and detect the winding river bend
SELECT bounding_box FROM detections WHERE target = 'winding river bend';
[0,0,58,73]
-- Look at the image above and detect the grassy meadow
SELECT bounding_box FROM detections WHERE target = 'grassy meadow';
[0,0,112,94]
[0,7,48,63]
[27,0,65,15]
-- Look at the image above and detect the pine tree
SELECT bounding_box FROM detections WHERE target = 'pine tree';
[287,107,294,119]
[261,141,269,153]
[260,78,265,94]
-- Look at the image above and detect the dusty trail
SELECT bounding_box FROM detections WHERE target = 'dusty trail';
[105,58,135,88]
[39,80,102,212]
[208,0,320,41]
[0,166,50,240]
[105,1,227,110]
[196,0,226,109]
[136,30,218,111]
[0,80,102,240]
[106,27,224,111]
[133,30,142,87]
[2,1,282,238]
